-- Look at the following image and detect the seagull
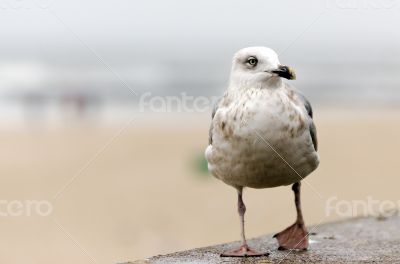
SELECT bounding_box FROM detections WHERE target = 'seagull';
[205,47,319,257]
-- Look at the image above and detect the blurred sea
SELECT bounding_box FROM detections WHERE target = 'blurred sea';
[1,61,399,128]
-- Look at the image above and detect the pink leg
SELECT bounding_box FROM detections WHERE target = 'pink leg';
[274,182,309,250]
[221,188,269,257]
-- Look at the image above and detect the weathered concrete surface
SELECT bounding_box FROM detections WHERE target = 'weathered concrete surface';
[130,215,400,264]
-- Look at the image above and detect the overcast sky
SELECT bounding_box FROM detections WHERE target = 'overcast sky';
[1,0,400,103]
[0,0,399,64]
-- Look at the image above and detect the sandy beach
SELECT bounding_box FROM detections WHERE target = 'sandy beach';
[0,108,399,263]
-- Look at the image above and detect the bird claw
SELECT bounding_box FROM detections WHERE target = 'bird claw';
[274,222,309,250]
[220,244,269,257]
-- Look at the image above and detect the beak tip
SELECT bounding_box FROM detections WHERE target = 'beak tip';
[287,66,296,80]
[273,66,296,80]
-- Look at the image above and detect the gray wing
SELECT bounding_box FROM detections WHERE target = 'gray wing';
[296,92,318,151]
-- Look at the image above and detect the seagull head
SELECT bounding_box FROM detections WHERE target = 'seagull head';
[229,47,296,89]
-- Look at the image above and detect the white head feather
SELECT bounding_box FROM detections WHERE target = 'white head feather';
[229,47,289,90]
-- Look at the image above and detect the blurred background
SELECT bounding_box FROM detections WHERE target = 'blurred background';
[1,0,400,263]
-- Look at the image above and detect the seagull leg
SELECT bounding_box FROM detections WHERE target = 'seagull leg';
[273,182,309,250]
[220,187,269,257]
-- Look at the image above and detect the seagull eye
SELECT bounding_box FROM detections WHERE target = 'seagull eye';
[247,57,258,67]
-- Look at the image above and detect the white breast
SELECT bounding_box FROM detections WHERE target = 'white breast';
[205,87,319,189]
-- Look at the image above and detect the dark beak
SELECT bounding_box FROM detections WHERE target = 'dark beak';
[271,65,296,80]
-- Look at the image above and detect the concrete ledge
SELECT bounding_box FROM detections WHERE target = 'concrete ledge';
[130,215,400,263]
